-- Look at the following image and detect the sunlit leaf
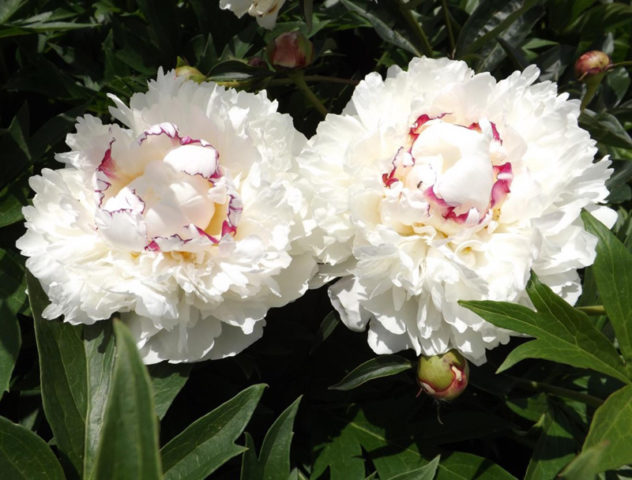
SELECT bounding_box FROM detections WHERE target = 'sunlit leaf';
[460,273,630,384]
[582,211,632,364]
[91,320,161,480]
[161,384,265,480]
[329,354,413,391]
[241,396,301,480]
[0,416,65,480]
[30,272,116,479]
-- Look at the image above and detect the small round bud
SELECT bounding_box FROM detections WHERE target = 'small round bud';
[417,350,469,401]
[267,31,314,69]
[174,65,206,83]
[574,50,611,81]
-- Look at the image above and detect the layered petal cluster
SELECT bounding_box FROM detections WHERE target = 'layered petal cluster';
[299,57,615,365]
[18,69,316,363]
[219,0,286,29]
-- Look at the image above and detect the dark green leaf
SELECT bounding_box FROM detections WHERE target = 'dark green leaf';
[338,0,422,56]
[91,320,161,480]
[0,0,25,23]
[310,311,339,353]
[30,271,116,479]
[581,384,632,474]
[241,396,301,480]
[148,363,191,420]
[579,110,632,149]
[582,211,632,364]
[0,416,65,480]
[386,455,440,480]
[0,248,25,398]
[435,452,517,480]
[161,384,266,480]
[311,417,365,480]
[456,0,542,59]
[560,441,609,480]
[329,354,413,391]
[524,404,579,480]
[0,179,29,227]
[460,273,630,384]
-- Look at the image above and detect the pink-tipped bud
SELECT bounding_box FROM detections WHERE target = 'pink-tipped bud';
[575,50,611,81]
[417,350,469,401]
[174,65,206,83]
[267,31,314,69]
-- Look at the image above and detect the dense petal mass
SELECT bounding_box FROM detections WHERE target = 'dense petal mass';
[299,57,614,365]
[18,69,316,364]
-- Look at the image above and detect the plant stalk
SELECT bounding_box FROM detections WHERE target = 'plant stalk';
[289,71,328,117]
[394,0,433,57]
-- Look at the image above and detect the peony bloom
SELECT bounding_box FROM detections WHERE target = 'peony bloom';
[18,69,316,364]
[220,0,286,29]
[299,57,615,365]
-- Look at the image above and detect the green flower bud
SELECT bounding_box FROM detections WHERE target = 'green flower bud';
[174,65,206,83]
[574,50,611,81]
[267,31,314,69]
[417,350,469,401]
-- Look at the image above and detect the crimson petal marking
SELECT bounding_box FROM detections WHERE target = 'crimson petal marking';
[138,122,222,182]
[409,113,448,138]
[95,138,116,206]
[491,163,513,207]
[222,193,243,237]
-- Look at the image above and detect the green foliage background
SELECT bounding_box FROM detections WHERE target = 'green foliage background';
[1,0,632,479]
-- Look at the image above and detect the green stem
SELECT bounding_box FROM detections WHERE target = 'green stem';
[577,305,606,316]
[580,74,604,112]
[507,376,603,408]
[289,71,328,117]
[394,0,433,57]
[213,74,358,89]
[440,0,456,54]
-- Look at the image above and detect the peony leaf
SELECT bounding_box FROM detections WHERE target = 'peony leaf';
[240,396,301,480]
[560,442,609,480]
[90,319,161,480]
[456,0,543,59]
[579,384,632,474]
[582,210,632,364]
[29,271,116,479]
[338,0,422,56]
[161,383,266,480]
[460,273,630,385]
[0,248,24,399]
[148,363,191,420]
[579,110,632,149]
[0,416,65,480]
[311,421,365,480]
[435,452,517,480]
[329,354,413,391]
[524,403,579,480]
[384,455,440,480]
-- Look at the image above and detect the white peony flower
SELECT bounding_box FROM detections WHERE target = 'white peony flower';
[18,69,317,364]
[220,0,286,29]
[299,57,615,365]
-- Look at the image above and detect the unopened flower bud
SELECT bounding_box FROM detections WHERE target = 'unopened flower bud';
[575,50,611,81]
[417,350,469,401]
[174,65,206,83]
[267,31,314,69]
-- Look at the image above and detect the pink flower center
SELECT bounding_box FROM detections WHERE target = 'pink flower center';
[381,114,512,236]
[94,122,242,252]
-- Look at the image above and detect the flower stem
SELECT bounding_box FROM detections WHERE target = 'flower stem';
[440,0,456,54]
[289,71,328,117]
[580,77,602,112]
[577,305,606,315]
[507,375,604,408]
[394,0,433,57]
